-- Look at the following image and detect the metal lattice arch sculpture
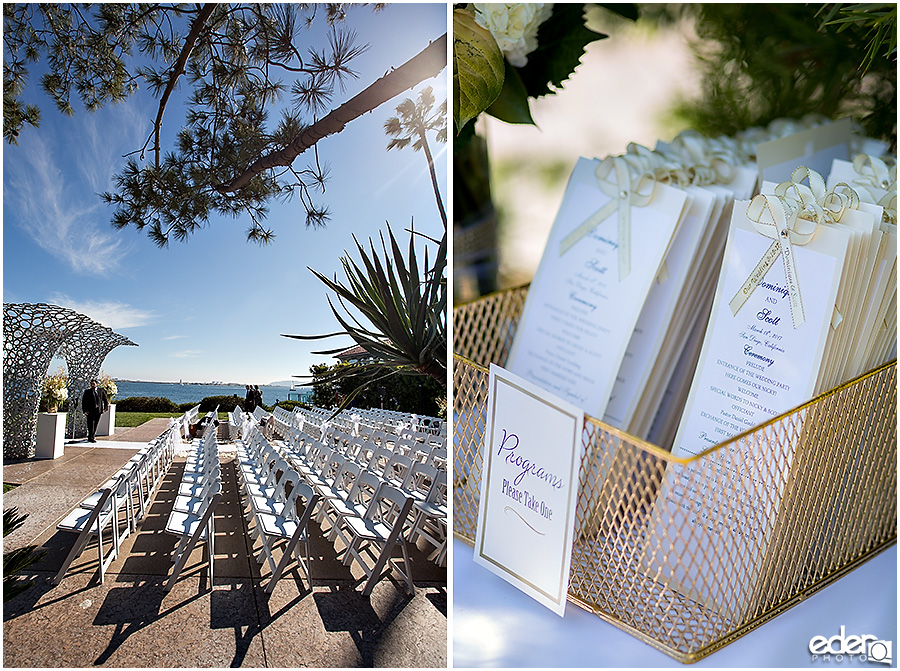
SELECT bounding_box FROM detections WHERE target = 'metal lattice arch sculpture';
[3,303,137,460]
[59,324,137,439]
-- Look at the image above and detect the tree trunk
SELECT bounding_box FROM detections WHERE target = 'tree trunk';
[416,357,447,386]
[218,33,448,194]
[419,128,447,229]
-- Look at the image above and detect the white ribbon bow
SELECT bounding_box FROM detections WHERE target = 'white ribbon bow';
[729,194,820,329]
[851,155,897,224]
[559,156,656,281]
[774,166,858,226]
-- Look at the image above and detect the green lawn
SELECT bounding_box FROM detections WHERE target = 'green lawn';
[115,411,227,427]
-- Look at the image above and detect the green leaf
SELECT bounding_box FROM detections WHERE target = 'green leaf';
[598,4,639,22]
[485,61,536,125]
[453,9,505,133]
[518,4,608,99]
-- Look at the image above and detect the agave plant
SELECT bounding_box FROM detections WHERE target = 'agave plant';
[4,507,46,601]
[284,221,446,409]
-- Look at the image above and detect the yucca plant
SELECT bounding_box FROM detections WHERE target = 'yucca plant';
[4,507,46,601]
[284,221,446,409]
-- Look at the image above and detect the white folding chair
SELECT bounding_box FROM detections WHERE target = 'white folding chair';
[322,469,383,541]
[53,471,132,585]
[409,468,447,566]
[251,478,320,593]
[340,483,416,596]
[164,480,222,592]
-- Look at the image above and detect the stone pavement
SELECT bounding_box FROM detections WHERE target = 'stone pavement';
[3,427,447,667]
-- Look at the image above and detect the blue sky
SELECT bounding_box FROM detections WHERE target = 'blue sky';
[3,3,448,385]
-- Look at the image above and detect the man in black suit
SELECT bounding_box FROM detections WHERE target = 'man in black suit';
[82,379,109,443]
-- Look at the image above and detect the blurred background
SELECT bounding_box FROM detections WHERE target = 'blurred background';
[453,3,897,302]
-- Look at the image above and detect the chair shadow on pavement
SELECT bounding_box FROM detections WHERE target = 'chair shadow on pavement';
[91,577,207,666]
[426,586,447,617]
[313,584,414,667]
[210,581,268,668]
[3,523,123,622]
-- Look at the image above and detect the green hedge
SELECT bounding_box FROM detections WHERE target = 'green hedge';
[116,396,179,412]
[272,400,310,412]
[198,395,244,413]
[118,394,285,415]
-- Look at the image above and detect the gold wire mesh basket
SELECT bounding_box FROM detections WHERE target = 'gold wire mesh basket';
[453,285,897,663]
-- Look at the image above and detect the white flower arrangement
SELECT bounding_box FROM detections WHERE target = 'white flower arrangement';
[97,373,118,402]
[42,369,68,412]
[472,3,554,67]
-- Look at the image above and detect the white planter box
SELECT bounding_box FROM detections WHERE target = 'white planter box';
[97,404,116,436]
[36,412,66,459]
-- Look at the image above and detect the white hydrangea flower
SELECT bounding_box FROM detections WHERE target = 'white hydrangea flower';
[473,3,554,68]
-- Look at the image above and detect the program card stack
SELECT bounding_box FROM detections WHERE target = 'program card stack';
[653,155,896,621]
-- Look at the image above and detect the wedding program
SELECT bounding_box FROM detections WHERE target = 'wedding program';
[671,194,849,457]
[506,156,688,419]
[653,157,893,618]
[495,115,895,620]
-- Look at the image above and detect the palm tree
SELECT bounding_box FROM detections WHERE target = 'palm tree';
[384,86,447,228]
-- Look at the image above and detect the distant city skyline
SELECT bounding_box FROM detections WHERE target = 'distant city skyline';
[4,4,448,385]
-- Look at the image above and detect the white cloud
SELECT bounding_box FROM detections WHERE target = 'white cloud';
[173,350,203,359]
[48,294,155,329]
[7,136,126,276]
[77,101,148,193]
[5,103,148,277]
[162,335,188,341]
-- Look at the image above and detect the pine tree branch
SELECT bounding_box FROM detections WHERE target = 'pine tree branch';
[152,2,216,168]
[216,32,447,194]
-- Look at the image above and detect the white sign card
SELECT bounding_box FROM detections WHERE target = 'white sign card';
[507,156,688,418]
[474,364,585,616]
[756,117,852,186]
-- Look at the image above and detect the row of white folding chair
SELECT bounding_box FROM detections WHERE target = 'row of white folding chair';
[325,427,447,474]
[277,425,322,462]
[407,467,447,567]
[53,428,177,585]
[53,471,134,585]
[237,424,319,592]
[288,421,449,567]
[284,423,445,502]
[401,429,447,451]
[315,467,417,596]
[293,435,445,591]
[164,420,221,591]
[127,425,178,524]
[313,451,442,526]
[321,440,447,568]
[347,406,420,426]
[271,406,295,437]
[301,403,442,434]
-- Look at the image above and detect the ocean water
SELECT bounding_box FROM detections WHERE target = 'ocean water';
[113,381,309,407]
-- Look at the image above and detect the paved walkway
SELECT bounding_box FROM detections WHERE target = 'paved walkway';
[3,428,447,667]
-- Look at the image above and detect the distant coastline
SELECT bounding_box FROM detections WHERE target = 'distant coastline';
[113,378,302,386]
[113,380,310,406]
